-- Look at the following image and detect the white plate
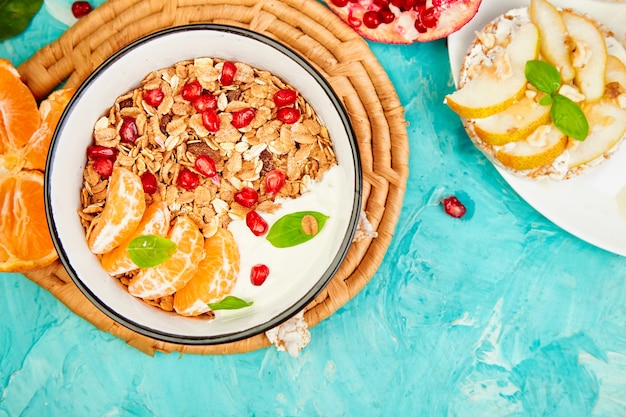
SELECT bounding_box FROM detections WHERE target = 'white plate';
[448,0,626,256]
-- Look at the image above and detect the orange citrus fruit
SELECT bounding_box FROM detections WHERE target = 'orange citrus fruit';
[0,63,41,173]
[128,215,204,300]
[87,167,146,254]
[0,170,57,272]
[101,201,171,276]
[23,88,75,171]
[174,228,240,316]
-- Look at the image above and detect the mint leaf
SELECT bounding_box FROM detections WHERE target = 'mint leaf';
[551,94,589,141]
[266,211,329,248]
[0,0,44,42]
[208,296,253,310]
[126,235,177,268]
[539,95,553,106]
[525,60,562,94]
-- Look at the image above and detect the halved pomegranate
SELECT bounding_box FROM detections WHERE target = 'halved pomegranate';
[323,0,482,43]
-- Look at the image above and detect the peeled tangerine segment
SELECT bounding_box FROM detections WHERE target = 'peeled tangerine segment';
[446,23,539,119]
[529,0,575,82]
[101,201,171,276]
[562,11,608,102]
[127,215,204,300]
[87,167,146,254]
[174,228,240,317]
[495,124,567,171]
[473,95,551,146]
[567,100,626,168]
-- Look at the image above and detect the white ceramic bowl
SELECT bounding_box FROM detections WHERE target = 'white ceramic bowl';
[45,25,362,345]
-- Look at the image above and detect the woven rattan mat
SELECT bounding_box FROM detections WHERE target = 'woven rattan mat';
[18,0,409,356]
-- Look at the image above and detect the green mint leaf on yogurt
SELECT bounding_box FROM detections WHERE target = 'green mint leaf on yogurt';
[525,60,562,94]
[127,235,177,268]
[551,94,589,141]
[208,296,253,310]
[539,95,553,106]
[266,211,329,248]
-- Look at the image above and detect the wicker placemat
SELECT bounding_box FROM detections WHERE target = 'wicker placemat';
[18,0,409,356]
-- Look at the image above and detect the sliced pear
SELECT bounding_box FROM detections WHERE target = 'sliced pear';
[567,100,626,168]
[495,124,567,170]
[562,11,608,102]
[529,0,576,82]
[472,95,551,146]
[605,55,626,90]
[446,23,539,119]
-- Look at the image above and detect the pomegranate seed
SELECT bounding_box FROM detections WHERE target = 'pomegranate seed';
[177,168,200,190]
[193,94,217,112]
[273,89,298,107]
[390,0,403,8]
[231,108,255,129]
[234,187,259,208]
[87,145,117,160]
[363,11,382,29]
[250,264,270,286]
[92,158,113,178]
[265,169,285,197]
[441,196,467,218]
[194,154,217,177]
[140,171,158,194]
[330,0,349,6]
[246,210,268,236]
[143,88,164,107]
[419,7,439,28]
[120,117,139,143]
[401,0,416,11]
[201,109,220,132]
[71,1,92,18]
[181,81,203,101]
[276,107,300,124]
[220,61,237,86]
[379,8,396,24]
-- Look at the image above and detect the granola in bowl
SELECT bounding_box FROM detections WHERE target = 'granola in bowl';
[78,57,338,317]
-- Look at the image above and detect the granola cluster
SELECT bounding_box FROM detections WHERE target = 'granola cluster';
[79,58,337,240]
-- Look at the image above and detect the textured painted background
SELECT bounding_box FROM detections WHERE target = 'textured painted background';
[2,0,626,415]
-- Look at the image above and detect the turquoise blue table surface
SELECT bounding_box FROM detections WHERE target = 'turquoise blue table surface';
[2,1,626,416]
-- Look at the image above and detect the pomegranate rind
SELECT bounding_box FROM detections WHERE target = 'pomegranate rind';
[323,0,482,43]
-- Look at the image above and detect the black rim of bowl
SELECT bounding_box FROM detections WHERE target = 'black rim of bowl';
[45,24,363,346]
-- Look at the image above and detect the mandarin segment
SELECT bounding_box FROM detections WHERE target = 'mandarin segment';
[128,216,204,300]
[0,65,41,151]
[0,170,57,272]
[174,228,240,316]
[23,88,75,171]
[87,167,146,254]
[101,201,171,276]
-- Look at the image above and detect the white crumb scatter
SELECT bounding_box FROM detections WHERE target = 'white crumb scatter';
[352,210,378,242]
[265,310,310,357]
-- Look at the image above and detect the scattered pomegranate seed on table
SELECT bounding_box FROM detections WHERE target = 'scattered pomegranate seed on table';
[250,264,270,286]
[441,196,467,219]
[71,1,92,18]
